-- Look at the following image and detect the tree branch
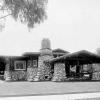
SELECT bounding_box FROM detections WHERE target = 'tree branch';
[0,13,12,19]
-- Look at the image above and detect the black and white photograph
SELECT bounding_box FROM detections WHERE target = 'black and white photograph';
[0,0,100,100]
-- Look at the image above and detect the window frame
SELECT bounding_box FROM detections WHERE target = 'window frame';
[33,60,37,67]
[14,61,26,71]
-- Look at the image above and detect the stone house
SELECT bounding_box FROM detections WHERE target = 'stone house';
[0,38,100,82]
[0,38,69,81]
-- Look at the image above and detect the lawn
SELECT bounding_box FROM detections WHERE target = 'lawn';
[0,81,100,97]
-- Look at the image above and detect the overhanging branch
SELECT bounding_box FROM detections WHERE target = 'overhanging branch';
[0,13,12,20]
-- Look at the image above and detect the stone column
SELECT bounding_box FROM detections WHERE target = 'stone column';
[4,57,12,81]
[52,63,66,81]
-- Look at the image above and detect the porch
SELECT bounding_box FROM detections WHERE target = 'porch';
[49,50,100,81]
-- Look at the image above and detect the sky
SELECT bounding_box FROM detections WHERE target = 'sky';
[0,0,100,56]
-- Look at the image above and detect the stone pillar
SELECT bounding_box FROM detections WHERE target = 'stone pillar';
[34,38,53,81]
[4,57,12,81]
[52,63,66,81]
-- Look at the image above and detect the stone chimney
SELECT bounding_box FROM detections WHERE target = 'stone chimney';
[40,38,52,56]
[34,38,53,81]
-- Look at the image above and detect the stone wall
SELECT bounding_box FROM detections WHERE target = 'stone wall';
[4,70,27,81]
[52,63,66,81]
[11,70,27,81]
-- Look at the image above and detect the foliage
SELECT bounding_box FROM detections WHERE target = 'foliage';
[0,0,48,29]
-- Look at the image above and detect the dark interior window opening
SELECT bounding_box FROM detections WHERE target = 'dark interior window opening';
[0,58,6,80]
[0,61,5,75]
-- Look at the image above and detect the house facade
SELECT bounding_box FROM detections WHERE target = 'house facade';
[2,38,69,81]
[0,38,100,82]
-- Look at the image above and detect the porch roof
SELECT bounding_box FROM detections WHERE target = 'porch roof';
[47,50,100,65]
[22,52,40,57]
[52,48,70,54]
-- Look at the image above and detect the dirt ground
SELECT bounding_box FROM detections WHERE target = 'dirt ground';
[0,81,100,97]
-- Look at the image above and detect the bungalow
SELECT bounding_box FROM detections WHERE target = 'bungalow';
[48,50,100,81]
[0,38,100,82]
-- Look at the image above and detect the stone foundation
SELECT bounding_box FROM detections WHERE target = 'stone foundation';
[52,63,66,81]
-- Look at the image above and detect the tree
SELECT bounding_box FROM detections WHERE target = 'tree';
[0,0,48,31]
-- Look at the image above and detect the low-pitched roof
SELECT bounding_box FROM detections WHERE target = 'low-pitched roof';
[22,52,40,57]
[0,55,29,61]
[22,49,69,57]
[48,50,100,64]
[52,48,69,54]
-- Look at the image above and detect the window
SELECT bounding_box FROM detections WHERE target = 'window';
[33,60,37,67]
[27,60,32,68]
[14,61,26,70]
